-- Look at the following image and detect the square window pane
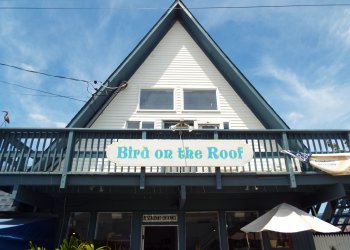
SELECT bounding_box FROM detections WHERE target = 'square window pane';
[226,211,263,250]
[142,122,154,129]
[127,121,140,129]
[184,90,217,110]
[186,212,220,249]
[95,212,132,249]
[223,122,229,129]
[140,89,173,110]
[163,120,194,129]
[198,124,220,129]
[66,212,90,240]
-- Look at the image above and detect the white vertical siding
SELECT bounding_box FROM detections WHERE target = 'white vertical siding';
[90,21,264,129]
[313,234,350,250]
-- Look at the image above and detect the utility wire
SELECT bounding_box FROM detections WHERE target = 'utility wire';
[1,3,350,10]
[0,80,87,103]
[0,62,101,85]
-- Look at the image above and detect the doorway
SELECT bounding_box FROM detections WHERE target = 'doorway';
[142,225,178,250]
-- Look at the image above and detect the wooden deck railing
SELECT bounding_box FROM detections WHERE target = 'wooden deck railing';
[0,128,349,176]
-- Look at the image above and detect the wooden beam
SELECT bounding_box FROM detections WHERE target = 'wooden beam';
[11,185,53,210]
[302,183,346,208]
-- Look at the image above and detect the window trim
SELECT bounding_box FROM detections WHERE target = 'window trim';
[138,88,175,111]
[182,88,219,111]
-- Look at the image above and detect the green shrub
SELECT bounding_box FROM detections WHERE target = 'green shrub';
[28,236,110,250]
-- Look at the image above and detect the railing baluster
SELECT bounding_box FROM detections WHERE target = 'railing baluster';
[50,132,59,172]
[3,132,15,172]
[9,131,20,171]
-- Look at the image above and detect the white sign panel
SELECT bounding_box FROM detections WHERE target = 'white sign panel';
[106,139,253,167]
[143,214,178,222]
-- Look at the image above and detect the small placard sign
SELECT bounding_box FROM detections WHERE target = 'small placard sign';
[143,214,178,223]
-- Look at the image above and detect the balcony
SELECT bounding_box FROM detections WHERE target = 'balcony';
[0,128,349,189]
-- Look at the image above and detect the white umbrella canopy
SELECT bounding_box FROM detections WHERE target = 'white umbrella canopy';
[241,203,341,233]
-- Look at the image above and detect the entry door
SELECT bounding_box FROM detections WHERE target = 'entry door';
[142,226,178,250]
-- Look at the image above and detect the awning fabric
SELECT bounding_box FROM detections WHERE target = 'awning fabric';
[281,150,350,176]
[0,216,56,250]
[241,203,341,233]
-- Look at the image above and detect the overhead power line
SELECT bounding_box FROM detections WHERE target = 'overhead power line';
[0,62,101,85]
[0,3,350,10]
[0,80,87,103]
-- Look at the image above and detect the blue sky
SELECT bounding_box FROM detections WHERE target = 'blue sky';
[0,0,350,129]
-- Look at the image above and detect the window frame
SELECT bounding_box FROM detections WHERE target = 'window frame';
[183,88,219,111]
[138,88,175,111]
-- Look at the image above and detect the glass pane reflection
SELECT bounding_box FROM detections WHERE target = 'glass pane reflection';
[66,212,90,240]
[226,211,262,250]
[95,212,132,250]
[186,212,220,250]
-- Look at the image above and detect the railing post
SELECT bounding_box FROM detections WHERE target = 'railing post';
[282,132,297,188]
[60,130,75,189]
[140,131,147,190]
[347,132,350,151]
[214,131,222,190]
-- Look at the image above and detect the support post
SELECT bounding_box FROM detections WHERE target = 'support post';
[218,211,229,250]
[179,185,186,209]
[140,131,147,189]
[282,132,296,188]
[178,211,186,250]
[60,130,75,189]
[130,212,142,250]
[215,167,222,190]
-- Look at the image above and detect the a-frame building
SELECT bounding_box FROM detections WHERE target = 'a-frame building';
[1,1,349,249]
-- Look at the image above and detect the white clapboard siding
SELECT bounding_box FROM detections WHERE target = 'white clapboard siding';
[90,21,264,130]
[313,234,350,250]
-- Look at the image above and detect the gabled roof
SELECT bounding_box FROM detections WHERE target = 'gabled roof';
[67,0,289,129]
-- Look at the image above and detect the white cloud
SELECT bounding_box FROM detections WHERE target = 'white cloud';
[327,9,350,47]
[286,112,304,126]
[257,57,350,129]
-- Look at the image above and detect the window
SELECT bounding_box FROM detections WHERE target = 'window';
[94,212,132,249]
[163,120,194,129]
[195,121,222,129]
[184,90,217,110]
[142,122,154,129]
[226,211,263,250]
[140,89,173,110]
[198,124,220,129]
[126,121,154,129]
[223,122,230,129]
[66,212,90,240]
[126,121,140,129]
[186,212,220,249]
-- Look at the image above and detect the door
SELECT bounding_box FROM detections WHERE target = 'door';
[142,225,178,250]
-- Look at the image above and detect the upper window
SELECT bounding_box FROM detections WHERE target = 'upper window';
[126,121,154,129]
[140,89,173,110]
[184,90,217,110]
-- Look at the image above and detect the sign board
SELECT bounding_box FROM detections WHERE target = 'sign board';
[106,139,253,167]
[143,214,178,223]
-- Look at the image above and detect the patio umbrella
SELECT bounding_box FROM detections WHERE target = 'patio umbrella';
[241,203,340,233]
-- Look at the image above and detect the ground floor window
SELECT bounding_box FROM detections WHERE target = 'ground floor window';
[94,212,132,250]
[267,231,293,249]
[66,212,90,240]
[226,211,262,250]
[185,212,220,250]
